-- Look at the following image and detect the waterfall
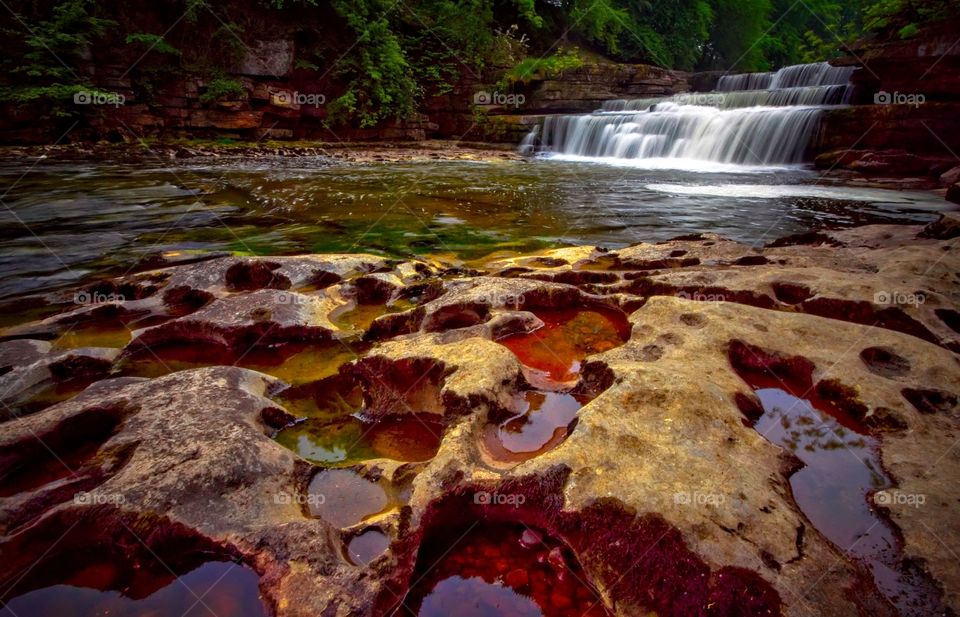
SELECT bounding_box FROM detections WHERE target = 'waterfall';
[518,125,539,156]
[525,62,856,167]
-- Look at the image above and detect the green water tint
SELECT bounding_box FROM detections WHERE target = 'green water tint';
[3,158,946,301]
[275,414,443,466]
[271,373,444,466]
[118,342,364,384]
[331,299,415,335]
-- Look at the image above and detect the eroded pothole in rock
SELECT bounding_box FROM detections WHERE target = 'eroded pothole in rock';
[0,515,267,617]
[0,408,122,498]
[496,307,630,386]
[345,529,391,566]
[271,372,445,466]
[306,468,399,528]
[400,523,612,617]
[729,340,942,616]
[480,391,589,465]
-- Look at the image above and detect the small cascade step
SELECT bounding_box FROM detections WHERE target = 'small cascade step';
[526,62,859,166]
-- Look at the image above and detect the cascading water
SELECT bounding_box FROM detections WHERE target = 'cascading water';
[526,62,856,168]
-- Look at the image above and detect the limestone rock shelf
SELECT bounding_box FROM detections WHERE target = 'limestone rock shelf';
[0,217,958,616]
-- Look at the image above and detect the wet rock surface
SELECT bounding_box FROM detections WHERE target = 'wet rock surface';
[1,219,958,616]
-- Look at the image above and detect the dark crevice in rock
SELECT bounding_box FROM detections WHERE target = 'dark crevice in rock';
[307,269,343,290]
[626,278,777,309]
[162,286,215,315]
[859,347,911,379]
[734,255,770,266]
[522,270,621,286]
[354,275,401,304]
[225,260,292,292]
[800,298,943,348]
[901,388,958,416]
[350,357,451,420]
[771,282,814,305]
[728,340,816,392]
[422,302,490,332]
[766,231,842,248]
[934,308,960,334]
[0,406,126,498]
[365,306,427,342]
[734,391,765,427]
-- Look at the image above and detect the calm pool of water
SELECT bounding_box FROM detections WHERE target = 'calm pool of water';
[0,157,947,299]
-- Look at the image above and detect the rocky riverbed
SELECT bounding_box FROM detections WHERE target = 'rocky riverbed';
[0,215,958,616]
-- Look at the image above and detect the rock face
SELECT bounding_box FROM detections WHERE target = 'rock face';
[0,219,958,616]
[814,20,960,178]
[0,52,687,144]
[427,62,689,141]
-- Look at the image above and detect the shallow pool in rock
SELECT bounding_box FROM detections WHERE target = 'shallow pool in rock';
[307,468,395,528]
[275,413,444,466]
[0,560,266,617]
[402,524,611,617]
[481,391,587,464]
[497,307,630,385]
[747,383,941,616]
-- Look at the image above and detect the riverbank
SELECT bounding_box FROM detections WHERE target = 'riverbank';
[0,140,522,164]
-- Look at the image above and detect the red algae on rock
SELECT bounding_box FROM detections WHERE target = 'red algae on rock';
[402,523,611,617]
[497,307,630,384]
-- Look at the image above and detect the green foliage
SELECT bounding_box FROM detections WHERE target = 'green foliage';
[0,0,117,118]
[125,33,181,56]
[898,23,919,38]
[199,76,247,103]
[501,48,583,86]
[702,0,772,71]
[0,0,955,132]
[567,0,628,54]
